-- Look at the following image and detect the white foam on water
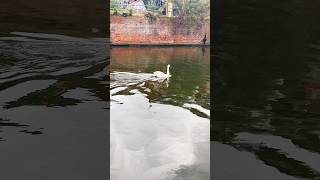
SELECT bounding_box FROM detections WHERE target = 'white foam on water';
[183,103,210,117]
[110,87,128,95]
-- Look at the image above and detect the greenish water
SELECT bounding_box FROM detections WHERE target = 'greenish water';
[111,47,210,111]
[110,47,210,180]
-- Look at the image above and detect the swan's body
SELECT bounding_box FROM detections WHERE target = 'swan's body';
[153,71,167,78]
[153,64,171,79]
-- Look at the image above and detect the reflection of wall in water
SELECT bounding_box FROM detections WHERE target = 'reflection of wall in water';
[111,47,210,72]
[0,0,108,37]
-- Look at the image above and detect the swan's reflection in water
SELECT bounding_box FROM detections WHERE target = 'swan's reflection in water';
[110,47,210,180]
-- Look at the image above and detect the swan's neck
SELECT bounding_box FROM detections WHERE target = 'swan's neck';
[166,66,170,76]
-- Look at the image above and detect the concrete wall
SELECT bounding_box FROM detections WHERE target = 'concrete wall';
[110,16,210,45]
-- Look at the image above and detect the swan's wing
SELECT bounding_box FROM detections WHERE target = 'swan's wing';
[111,72,154,87]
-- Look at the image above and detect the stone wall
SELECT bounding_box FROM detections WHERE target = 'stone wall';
[110,16,210,45]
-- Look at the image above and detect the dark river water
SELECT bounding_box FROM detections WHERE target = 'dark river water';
[213,0,320,179]
[0,0,108,37]
[0,32,109,180]
[3,0,320,179]
[110,47,210,180]
[0,1,109,179]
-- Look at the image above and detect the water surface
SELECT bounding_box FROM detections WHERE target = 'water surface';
[110,47,210,180]
[0,32,109,179]
[213,0,320,179]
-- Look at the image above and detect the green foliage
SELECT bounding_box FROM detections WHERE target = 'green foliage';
[110,0,119,9]
[173,0,210,25]
[142,0,152,7]
[144,0,158,11]
[113,9,118,15]
[110,0,132,17]
[142,0,163,15]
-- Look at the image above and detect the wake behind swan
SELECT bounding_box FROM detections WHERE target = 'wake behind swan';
[111,71,168,89]
[110,91,210,180]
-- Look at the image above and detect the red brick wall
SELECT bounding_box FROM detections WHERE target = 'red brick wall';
[110,16,210,45]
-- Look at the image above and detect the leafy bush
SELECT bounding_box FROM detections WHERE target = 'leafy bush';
[113,9,118,15]
[173,0,210,26]
[110,0,119,9]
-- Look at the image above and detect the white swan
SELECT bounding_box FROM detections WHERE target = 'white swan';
[153,64,171,79]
